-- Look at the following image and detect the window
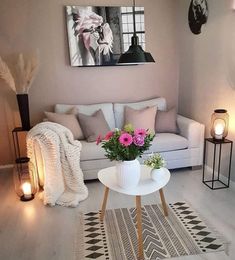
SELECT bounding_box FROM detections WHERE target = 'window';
[121,7,145,52]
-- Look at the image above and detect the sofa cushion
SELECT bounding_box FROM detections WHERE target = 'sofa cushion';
[78,109,110,142]
[155,107,178,133]
[44,111,84,139]
[55,103,115,130]
[146,133,188,153]
[80,133,188,161]
[114,97,167,129]
[124,106,157,133]
[80,140,106,161]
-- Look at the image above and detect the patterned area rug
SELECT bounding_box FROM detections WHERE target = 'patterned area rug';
[75,202,227,259]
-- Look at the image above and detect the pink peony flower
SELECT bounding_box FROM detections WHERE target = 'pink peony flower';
[133,135,145,146]
[134,128,147,137]
[96,135,102,145]
[119,133,133,147]
[104,131,114,141]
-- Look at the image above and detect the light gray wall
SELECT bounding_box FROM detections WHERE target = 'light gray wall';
[178,0,235,181]
[0,0,179,165]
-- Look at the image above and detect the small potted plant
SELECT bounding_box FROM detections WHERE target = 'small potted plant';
[97,124,155,189]
[144,153,166,181]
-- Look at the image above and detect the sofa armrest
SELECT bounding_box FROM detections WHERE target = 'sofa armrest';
[177,115,205,148]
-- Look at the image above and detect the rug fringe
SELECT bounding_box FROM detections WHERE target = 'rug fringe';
[74,211,85,260]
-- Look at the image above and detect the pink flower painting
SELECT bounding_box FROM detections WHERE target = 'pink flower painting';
[66,5,146,67]
[66,6,116,66]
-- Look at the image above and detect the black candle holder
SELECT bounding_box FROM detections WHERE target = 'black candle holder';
[20,194,35,202]
[12,127,38,201]
[210,109,229,140]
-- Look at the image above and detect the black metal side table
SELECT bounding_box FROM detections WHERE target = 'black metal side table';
[202,138,233,190]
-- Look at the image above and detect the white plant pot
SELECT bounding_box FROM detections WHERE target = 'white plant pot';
[116,159,141,189]
[151,167,165,181]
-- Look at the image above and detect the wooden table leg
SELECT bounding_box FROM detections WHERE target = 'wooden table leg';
[159,188,168,217]
[100,187,109,221]
[136,195,144,260]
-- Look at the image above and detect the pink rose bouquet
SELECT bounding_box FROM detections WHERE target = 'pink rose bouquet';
[96,124,155,161]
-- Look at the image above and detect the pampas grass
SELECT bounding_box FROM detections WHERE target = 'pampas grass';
[0,51,39,94]
[0,56,16,93]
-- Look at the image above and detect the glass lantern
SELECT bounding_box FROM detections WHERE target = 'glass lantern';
[13,158,38,201]
[210,109,229,141]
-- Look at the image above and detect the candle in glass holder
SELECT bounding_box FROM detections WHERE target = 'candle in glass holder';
[22,182,32,199]
[210,109,229,140]
[214,123,224,140]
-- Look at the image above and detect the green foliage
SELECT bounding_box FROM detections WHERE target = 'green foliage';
[144,153,166,169]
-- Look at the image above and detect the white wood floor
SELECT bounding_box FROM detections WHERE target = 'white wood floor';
[0,168,234,260]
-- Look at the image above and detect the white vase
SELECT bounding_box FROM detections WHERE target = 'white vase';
[116,159,141,189]
[150,167,165,181]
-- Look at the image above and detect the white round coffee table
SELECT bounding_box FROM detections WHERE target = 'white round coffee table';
[98,165,170,260]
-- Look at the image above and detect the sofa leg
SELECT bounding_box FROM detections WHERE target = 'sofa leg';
[191,165,202,171]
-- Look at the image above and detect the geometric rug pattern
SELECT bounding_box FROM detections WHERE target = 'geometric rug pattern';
[75,202,226,259]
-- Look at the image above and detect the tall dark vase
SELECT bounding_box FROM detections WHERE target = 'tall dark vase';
[16,94,31,131]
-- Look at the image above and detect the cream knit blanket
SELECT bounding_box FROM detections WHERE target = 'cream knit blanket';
[27,122,88,207]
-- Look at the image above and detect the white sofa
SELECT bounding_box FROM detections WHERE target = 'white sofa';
[55,97,205,180]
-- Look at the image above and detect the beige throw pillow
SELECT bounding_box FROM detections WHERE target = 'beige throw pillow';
[124,106,157,133]
[78,109,110,142]
[44,111,84,139]
[155,107,178,133]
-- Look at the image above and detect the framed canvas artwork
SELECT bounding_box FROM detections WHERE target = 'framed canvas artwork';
[65,6,145,67]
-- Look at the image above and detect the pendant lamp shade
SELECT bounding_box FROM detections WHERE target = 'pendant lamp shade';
[118,1,155,65]
[118,35,155,64]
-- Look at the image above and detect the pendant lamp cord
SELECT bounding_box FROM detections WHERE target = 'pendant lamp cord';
[133,0,136,36]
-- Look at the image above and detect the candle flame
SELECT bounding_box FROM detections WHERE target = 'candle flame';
[22,182,32,196]
[214,123,224,135]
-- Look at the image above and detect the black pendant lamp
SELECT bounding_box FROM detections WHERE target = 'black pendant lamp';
[118,0,155,64]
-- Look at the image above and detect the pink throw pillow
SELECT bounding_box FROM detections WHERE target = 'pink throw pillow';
[155,107,178,133]
[124,106,157,133]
